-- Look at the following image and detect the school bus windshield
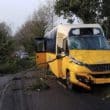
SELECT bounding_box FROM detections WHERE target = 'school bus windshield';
[68,28,109,50]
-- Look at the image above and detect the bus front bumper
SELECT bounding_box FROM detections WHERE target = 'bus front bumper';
[71,73,110,90]
[93,78,110,84]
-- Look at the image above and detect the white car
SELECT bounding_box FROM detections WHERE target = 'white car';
[20,52,29,59]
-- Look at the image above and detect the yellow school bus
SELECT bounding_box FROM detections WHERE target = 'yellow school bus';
[35,24,110,90]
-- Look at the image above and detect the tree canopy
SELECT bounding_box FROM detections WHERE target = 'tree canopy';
[0,22,14,63]
[15,4,54,54]
[55,0,110,38]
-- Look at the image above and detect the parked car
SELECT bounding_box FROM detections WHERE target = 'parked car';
[20,52,29,59]
[16,51,29,59]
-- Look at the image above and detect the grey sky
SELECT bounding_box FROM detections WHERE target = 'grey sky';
[0,0,46,33]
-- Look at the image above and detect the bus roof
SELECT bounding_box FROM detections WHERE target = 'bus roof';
[57,24,101,28]
[57,24,102,36]
[45,24,103,38]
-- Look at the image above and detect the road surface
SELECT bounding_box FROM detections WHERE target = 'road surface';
[0,69,110,110]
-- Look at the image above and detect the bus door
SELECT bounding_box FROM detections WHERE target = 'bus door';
[35,38,47,68]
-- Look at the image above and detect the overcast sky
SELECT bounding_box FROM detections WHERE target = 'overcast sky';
[0,0,46,33]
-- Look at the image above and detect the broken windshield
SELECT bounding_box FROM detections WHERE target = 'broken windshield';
[68,28,109,50]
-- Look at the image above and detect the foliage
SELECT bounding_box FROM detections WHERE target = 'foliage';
[102,0,110,38]
[0,22,15,74]
[0,22,14,63]
[55,0,110,38]
[15,4,54,54]
[0,60,17,74]
[0,2,56,74]
[55,0,102,23]
[0,22,35,74]
[0,57,35,74]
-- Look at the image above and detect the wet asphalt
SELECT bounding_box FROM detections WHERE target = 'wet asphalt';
[0,70,110,110]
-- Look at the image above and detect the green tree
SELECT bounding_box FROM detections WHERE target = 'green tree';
[0,22,14,63]
[0,22,17,74]
[55,0,110,38]
[55,0,103,23]
[15,4,54,54]
[102,0,110,39]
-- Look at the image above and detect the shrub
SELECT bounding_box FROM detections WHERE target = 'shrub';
[0,56,35,74]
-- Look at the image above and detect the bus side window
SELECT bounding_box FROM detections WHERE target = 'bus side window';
[45,29,57,53]
[35,38,46,52]
[46,38,55,53]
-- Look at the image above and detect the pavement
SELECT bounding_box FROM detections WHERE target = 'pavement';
[0,69,110,110]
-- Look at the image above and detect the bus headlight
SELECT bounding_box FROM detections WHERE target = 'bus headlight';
[76,75,90,84]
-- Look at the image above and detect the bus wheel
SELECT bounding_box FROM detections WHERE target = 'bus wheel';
[66,72,73,90]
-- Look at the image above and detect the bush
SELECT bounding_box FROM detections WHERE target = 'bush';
[0,56,35,74]
[16,58,35,70]
[0,61,17,74]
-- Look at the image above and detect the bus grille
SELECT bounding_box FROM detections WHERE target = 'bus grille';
[91,74,110,78]
[86,64,110,72]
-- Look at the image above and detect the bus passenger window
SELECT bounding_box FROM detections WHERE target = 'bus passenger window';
[46,38,55,53]
[45,29,57,53]
[35,40,45,52]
